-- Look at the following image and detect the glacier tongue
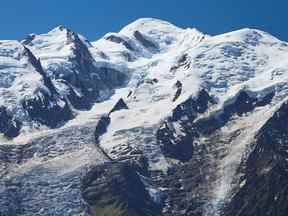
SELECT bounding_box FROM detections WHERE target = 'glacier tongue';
[1,18,288,216]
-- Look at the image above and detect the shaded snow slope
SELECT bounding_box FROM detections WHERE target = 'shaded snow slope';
[0,18,288,216]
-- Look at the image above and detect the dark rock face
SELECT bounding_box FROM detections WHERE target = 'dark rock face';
[170,54,191,72]
[64,31,109,108]
[133,31,159,51]
[5,25,286,216]
[135,78,158,88]
[81,162,160,216]
[0,46,73,137]
[105,34,135,51]
[64,82,92,110]
[66,29,128,92]
[22,91,73,128]
[172,80,182,102]
[172,89,214,121]
[46,29,128,110]
[155,89,278,215]
[224,100,288,216]
[158,127,241,216]
[23,46,58,95]
[109,98,128,114]
[157,121,195,162]
[226,90,274,116]
[0,107,21,138]
[157,89,214,162]
[94,115,111,144]
[62,65,127,110]
[21,47,74,128]
[18,31,129,137]
[196,90,275,135]
[229,91,257,115]
[158,161,217,216]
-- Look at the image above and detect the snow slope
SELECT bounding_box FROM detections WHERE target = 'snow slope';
[91,18,288,215]
[0,18,288,216]
[0,40,46,109]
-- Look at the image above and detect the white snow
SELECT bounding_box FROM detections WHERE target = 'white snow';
[13,18,288,173]
[1,17,288,215]
[0,40,49,122]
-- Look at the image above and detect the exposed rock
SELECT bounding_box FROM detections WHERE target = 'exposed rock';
[157,89,214,162]
[170,54,191,72]
[196,90,275,135]
[157,121,195,162]
[105,34,135,51]
[158,89,274,163]
[157,90,277,215]
[136,78,158,88]
[109,98,129,114]
[20,46,74,128]
[1,18,288,216]
[81,162,160,216]
[224,100,288,216]
[172,89,214,121]
[22,46,57,95]
[172,80,182,102]
[94,115,111,144]
[0,107,21,138]
[22,91,73,128]
[127,91,133,98]
[133,30,159,51]
[64,81,92,110]
[26,27,128,111]
[145,78,159,85]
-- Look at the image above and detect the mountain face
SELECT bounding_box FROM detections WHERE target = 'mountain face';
[0,18,288,216]
[0,40,72,137]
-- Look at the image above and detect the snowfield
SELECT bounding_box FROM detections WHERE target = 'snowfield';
[0,18,288,216]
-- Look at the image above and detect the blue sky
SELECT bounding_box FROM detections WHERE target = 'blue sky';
[1,0,287,41]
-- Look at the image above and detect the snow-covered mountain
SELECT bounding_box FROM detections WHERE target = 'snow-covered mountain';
[1,18,288,216]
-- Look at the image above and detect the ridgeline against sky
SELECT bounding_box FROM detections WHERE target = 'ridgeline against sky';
[0,0,287,41]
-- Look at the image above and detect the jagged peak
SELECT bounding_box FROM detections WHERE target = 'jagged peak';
[47,25,91,47]
[21,26,72,50]
[48,25,71,34]
[22,25,79,45]
[47,25,80,44]
[21,25,93,60]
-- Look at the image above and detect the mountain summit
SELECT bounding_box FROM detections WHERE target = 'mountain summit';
[0,18,288,216]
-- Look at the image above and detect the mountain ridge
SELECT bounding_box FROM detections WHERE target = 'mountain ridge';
[0,18,288,216]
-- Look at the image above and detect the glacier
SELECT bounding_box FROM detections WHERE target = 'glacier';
[0,18,288,216]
